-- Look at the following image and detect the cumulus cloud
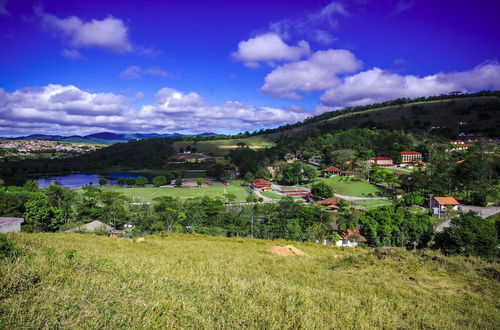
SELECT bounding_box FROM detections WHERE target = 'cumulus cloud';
[119,66,170,79]
[0,85,309,136]
[36,8,159,57]
[319,61,500,108]
[232,33,311,68]
[261,49,361,99]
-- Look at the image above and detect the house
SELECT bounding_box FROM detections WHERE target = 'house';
[224,165,240,180]
[429,197,460,217]
[266,161,285,179]
[0,217,24,233]
[369,157,393,167]
[321,165,342,177]
[251,179,271,191]
[318,197,347,209]
[65,220,122,235]
[335,230,367,247]
[341,170,356,176]
[446,144,472,152]
[400,151,422,163]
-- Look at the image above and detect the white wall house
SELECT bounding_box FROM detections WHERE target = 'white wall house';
[0,217,24,233]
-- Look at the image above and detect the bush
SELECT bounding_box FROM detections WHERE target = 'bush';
[311,182,334,200]
[0,234,21,259]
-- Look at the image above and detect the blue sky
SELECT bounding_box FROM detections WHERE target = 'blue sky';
[0,0,499,136]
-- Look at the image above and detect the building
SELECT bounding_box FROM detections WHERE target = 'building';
[429,197,460,217]
[317,197,347,209]
[321,165,342,177]
[65,220,122,235]
[400,151,422,163]
[0,217,24,233]
[369,157,393,167]
[335,230,367,247]
[341,170,356,176]
[446,144,472,152]
[251,179,271,190]
[266,161,285,179]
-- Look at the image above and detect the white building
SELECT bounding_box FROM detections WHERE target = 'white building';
[0,217,24,233]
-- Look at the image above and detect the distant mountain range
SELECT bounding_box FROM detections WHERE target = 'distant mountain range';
[0,132,219,145]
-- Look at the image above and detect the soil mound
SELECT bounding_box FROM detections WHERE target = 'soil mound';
[266,245,306,256]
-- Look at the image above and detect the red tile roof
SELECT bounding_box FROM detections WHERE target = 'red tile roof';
[322,165,342,172]
[371,157,393,161]
[400,151,422,155]
[433,197,460,205]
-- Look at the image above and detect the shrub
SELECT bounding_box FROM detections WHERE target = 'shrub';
[0,234,21,259]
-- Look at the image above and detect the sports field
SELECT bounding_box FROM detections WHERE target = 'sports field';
[313,176,385,197]
[102,184,248,203]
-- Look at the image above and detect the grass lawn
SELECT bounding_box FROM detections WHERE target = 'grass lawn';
[261,191,285,199]
[101,183,248,203]
[314,176,385,197]
[351,199,393,208]
[1,233,498,328]
[173,136,275,156]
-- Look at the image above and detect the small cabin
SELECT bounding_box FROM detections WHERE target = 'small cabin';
[0,217,24,233]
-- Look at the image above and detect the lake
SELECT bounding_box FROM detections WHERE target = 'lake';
[35,172,154,189]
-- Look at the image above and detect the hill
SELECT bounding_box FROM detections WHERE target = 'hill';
[263,92,500,139]
[0,132,219,145]
[1,233,498,328]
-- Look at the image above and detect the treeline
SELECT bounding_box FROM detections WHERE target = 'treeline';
[0,137,175,177]
[1,180,498,258]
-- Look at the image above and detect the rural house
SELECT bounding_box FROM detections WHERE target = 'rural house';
[369,157,393,167]
[251,179,271,191]
[321,165,342,177]
[65,220,122,236]
[335,230,367,247]
[429,197,460,217]
[400,151,422,163]
[0,217,24,233]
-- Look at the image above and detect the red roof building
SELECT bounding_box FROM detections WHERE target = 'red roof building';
[369,157,393,167]
[251,179,271,190]
[322,165,342,177]
[400,151,422,163]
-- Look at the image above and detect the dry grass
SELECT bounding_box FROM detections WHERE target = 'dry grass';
[1,233,499,329]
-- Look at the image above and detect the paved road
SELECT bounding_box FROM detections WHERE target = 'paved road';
[459,205,500,218]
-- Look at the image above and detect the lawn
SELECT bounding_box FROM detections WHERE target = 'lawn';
[314,176,385,197]
[351,199,393,208]
[173,136,275,156]
[1,233,498,328]
[101,183,248,203]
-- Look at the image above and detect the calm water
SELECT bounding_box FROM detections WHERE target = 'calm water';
[35,172,153,189]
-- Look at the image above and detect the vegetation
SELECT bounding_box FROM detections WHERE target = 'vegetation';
[0,233,498,328]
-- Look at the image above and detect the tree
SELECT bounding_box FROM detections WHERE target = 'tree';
[311,182,333,200]
[196,178,203,187]
[236,141,246,148]
[175,177,183,187]
[244,172,255,185]
[152,176,167,187]
[435,211,498,258]
[136,176,148,187]
[98,178,107,186]
[401,191,425,207]
[153,197,181,232]
[24,195,63,232]
[224,193,237,204]
[23,179,39,192]
[125,177,136,187]
[337,209,358,232]
[117,177,125,187]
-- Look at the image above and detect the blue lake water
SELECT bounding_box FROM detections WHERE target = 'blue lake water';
[35,172,154,189]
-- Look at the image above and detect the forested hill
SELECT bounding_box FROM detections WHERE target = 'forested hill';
[260,91,500,139]
[0,137,175,177]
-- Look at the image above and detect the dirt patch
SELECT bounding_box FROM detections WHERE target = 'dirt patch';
[217,145,269,149]
[266,245,306,256]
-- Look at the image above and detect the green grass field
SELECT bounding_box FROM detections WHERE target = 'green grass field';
[314,176,385,197]
[1,233,498,328]
[102,184,248,203]
[173,136,275,156]
[351,199,393,208]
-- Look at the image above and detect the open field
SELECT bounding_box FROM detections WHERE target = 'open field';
[314,177,385,197]
[351,199,393,208]
[101,184,248,203]
[1,233,499,328]
[173,136,275,156]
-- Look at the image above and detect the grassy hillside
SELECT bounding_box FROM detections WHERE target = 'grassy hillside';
[268,95,500,138]
[1,234,499,328]
[173,136,275,156]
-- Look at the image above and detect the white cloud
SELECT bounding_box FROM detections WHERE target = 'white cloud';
[61,48,86,60]
[119,66,170,79]
[268,1,348,45]
[320,61,500,107]
[232,33,311,68]
[0,85,310,136]
[36,8,159,57]
[261,49,361,99]
[0,0,9,16]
